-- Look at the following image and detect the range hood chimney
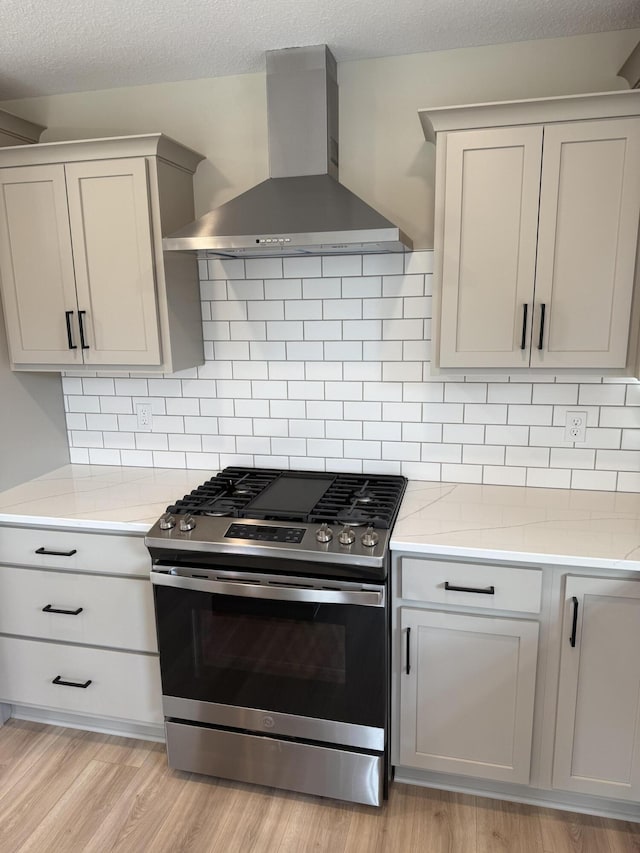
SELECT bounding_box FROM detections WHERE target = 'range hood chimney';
[163,45,412,258]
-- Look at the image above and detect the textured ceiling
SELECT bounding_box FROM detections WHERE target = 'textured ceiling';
[1,0,639,98]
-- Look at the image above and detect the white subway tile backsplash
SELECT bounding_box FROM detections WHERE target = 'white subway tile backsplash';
[324,341,363,361]
[532,384,579,405]
[570,470,618,491]
[286,342,323,361]
[283,256,322,278]
[245,258,283,280]
[526,468,571,489]
[404,251,434,275]
[443,423,485,444]
[62,250,638,493]
[207,258,245,280]
[69,447,90,464]
[346,440,384,460]
[505,446,550,468]
[617,472,640,492]
[285,300,323,321]
[578,383,627,406]
[403,423,443,443]
[265,279,302,300]
[342,320,382,340]
[305,320,341,340]
[303,277,341,299]
[365,382,402,402]
[345,362,381,381]
[549,448,596,469]
[329,420,363,440]
[270,400,306,419]
[324,299,363,320]
[488,384,532,404]
[342,276,382,299]
[322,255,362,277]
[464,445,505,466]
[483,466,526,486]
[595,449,640,471]
[382,319,423,340]
[363,254,404,276]
[382,275,424,298]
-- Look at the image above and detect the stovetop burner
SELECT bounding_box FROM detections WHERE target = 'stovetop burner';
[166,467,407,531]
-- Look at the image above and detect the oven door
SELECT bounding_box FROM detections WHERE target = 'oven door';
[151,566,387,751]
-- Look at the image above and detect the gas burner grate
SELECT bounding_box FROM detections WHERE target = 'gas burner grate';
[166,468,407,530]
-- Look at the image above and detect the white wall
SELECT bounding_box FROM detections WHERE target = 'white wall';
[1,29,638,248]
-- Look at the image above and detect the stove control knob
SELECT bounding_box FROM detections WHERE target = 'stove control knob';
[361,525,379,548]
[159,512,176,530]
[316,523,333,543]
[179,514,196,532]
[338,525,356,546]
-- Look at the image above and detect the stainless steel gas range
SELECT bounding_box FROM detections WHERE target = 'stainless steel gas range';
[145,467,407,807]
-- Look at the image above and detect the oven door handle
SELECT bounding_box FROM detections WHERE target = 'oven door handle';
[150,570,385,607]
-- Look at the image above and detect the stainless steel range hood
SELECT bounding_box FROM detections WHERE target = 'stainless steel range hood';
[163,45,412,258]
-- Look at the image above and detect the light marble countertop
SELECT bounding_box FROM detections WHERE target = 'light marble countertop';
[391,480,640,572]
[0,465,214,533]
[1,466,639,572]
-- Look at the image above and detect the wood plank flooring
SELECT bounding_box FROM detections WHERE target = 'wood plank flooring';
[0,719,637,853]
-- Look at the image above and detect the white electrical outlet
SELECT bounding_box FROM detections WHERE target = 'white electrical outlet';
[564,410,587,443]
[136,401,153,432]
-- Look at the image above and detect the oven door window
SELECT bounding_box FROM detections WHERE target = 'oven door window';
[154,586,386,728]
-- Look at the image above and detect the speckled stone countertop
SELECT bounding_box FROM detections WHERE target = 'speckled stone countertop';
[0,465,213,533]
[391,480,640,572]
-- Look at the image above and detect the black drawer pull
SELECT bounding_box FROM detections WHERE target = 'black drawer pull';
[78,310,90,349]
[537,303,546,350]
[570,596,579,648]
[520,303,528,350]
[65,310,77,350]
[35,547,77,557]
[445,582,496,595]
[405,626,411,675]
[52,676,92,689]
[42,604,83,616]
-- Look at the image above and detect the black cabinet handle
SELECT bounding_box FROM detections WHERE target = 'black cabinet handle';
[520,303,528,350]
[42,604,83,616]
[52,676,92,689]
[537,303,546,350]
[35,547,77,557]
[65,310,77,350]
[405,627,411,675]
[78,310,89,349]
[570,596,579,648]
[445,581,495,595]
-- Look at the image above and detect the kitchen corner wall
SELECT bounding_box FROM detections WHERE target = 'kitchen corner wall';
[63,251,640,492]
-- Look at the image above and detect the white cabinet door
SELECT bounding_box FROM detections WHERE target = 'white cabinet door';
[553,576,640,801]
[439,126,542,368]
[65,158,161,366]
[0,164,80,365]
[399,608,539,783]
[532,118,640,368]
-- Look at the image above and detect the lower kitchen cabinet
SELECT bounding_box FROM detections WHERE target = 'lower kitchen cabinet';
[0,523,162,733]
[553,575,640,802]
[399,607,539,784]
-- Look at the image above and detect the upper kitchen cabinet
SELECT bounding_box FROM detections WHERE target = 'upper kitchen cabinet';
[419,91,640,371]
[0,134,205,372]
[0,108,44,147]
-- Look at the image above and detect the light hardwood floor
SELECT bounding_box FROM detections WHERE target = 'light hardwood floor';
[0,719,638,853]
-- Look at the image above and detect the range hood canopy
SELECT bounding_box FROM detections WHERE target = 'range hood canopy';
[163,45,412,258]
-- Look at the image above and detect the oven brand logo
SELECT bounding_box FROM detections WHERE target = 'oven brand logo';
[262,715,275,729]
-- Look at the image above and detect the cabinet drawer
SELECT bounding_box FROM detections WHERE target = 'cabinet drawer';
[400,557,542,614]
[0,526,150,576]
[0,635,162,725]
[0,566,157,652]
